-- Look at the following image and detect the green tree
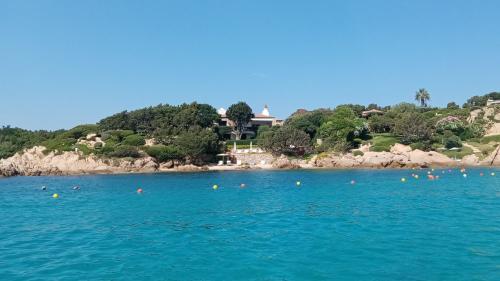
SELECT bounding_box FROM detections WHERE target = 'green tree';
[368,114,395,133]
[447,102,459,109]
[174,103,219,130]
[226,102,254,140]
[319,106,367,149]
[366,103,381,110]
[260,126,312,156]
[394,112,433,144]
[390,102,418,114]
[173,127,219,164]
[285,109,332,139]
[415,88,431,107]
[98,111,130,131]
[337,104,366,117]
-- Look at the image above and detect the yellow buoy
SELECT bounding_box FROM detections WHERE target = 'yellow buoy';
[401,177,406,182]
[52,193,59,199]
[296,181,301,186]
[212,184,218,190]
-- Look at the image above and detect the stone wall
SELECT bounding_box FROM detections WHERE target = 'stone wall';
[233,153,275,165]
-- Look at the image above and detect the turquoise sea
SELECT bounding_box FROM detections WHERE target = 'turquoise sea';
[1,169,499,281]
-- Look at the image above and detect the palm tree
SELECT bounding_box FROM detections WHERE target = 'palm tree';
[415,88,431,107]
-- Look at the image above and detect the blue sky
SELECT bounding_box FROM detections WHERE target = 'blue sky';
[1,0,499,130]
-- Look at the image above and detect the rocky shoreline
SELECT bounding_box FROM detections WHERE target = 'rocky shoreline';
[1,144,499,177]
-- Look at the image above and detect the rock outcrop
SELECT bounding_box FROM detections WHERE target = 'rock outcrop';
[272,155,301,169]
[0,146,159,176]
[1,143,498,177]
[313,144,457,168]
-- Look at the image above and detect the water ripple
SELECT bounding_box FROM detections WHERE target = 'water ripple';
[0,169,499,280]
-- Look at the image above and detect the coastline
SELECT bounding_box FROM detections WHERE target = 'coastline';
[1,144,499,178]
[2,164,499,179]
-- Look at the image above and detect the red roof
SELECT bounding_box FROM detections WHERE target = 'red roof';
[254,114,274,118]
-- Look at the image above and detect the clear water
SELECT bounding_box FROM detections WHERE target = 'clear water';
[1,169,499,281]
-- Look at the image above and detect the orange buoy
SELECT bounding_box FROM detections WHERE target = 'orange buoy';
[137,188,143,194]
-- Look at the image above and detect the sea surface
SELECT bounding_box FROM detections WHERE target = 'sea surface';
[1,169,499,281]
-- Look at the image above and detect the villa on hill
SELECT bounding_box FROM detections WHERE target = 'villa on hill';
[217,105,284,139]
[486,99,500,106]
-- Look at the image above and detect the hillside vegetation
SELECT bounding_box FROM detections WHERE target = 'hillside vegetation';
[1,91,500,164]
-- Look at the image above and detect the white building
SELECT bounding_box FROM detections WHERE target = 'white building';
[486,99,500,106]
[218,105,283,139]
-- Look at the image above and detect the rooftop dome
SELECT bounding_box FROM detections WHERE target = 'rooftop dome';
[217,107,226,115]
[261,105,270,117]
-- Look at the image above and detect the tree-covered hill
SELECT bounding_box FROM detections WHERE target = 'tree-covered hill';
[1,91,500,164]
[0,102,221,165]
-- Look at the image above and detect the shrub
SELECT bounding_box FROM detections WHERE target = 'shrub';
[332,141,353,153]
[110,145,141,158]
[431,143,444,151]
[409,142,432,151]
[216,126,232,140]
[101,130,135,142]
[145,145,183,162]
[41,138,77,152]
[435,116,464,134]
[353,150,364,156]
[100,144,116,155]
[256,125,271,138]
[73,144,92,155]
[444,135,462,149]
[461,121,486,140]
[122,134,146,146]
[62,124,99,139]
